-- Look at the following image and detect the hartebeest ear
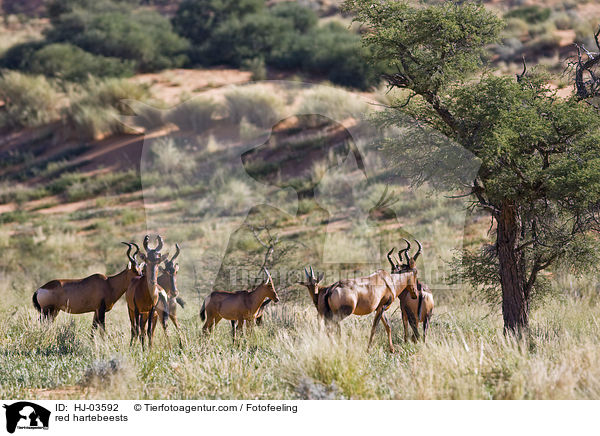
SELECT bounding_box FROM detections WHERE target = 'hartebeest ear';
[160,252,170,262]
[174,264,179,272]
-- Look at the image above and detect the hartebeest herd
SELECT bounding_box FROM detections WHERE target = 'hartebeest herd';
[32,235,433,351]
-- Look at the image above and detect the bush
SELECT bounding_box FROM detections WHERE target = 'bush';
[504,6,551,24]
[172,0,264,45]
[63,77,150,140]
[45,5,189,72]
[225,86,284,128]
[28,43,134,82]
[204,12,292,66]
[269,2,318,33]
[0,40,47,70]
[0,70,61,129]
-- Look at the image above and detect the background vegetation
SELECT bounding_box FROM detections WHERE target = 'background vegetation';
[0,0,600,399]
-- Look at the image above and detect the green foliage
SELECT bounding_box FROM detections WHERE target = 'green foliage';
[63,77,150,140]
[344,0,503,93]
[46,7,189,72]
[28,43,134,82]
[172,0,378,89]
[347,0,600,325]
[0,70,61,129]
[504,5,551,24]
[269,2,318,33]
[172,0,264,62]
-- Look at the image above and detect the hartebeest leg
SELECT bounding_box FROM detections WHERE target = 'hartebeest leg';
[98,299,107,333]
[423,315,431,343]
[380,312,395,353]
[128,308,137,346]
[401,307,409,343]
[367,307,384,352]
[148,307,155,349]
[230,320,237,344]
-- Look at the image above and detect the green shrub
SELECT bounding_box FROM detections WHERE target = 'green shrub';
[0,40,46,70]
[241,57,267,81]
[172,0,264,63]
[504,5,551,24]
[206,12,291,66]
[63,77,150,140]
[28,43,134,82]
[0,70,61,129]
[46,5,189,72]
[270,22,379,89]
[269,2,318,33]
[553,12,573,31]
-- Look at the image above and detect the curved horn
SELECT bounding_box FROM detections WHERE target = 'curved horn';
[413,240,422,262]
[171,243,180,262]
[401,238,411,265]
[304,268,310,280]
[131,242,140,261]
[155,235,164,252]
[387,248,396,269]
[264,268,272,280]
[121,242,135,264]
[143,235,150,251]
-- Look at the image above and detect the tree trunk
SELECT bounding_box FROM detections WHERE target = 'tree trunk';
[496,202,529,334]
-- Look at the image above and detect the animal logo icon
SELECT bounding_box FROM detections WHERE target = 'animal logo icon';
[2,402,50,433]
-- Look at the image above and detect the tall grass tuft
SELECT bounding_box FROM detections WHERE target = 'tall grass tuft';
[0,70,61,129]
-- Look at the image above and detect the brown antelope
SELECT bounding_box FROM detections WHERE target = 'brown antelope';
[399,281,434,342]
[301,264,418,353]
[32,242,142,331]
[299,266,325,309]
[126,235,170,349]
[200,268,279,343]
[151,243,185,332]
[388,239,432,341]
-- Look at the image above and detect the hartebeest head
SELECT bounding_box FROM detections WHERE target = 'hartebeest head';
[261,268,279,303]
[159,243,180,298]
[299,266,324,308]
[387,239,422,273]
[388,239,422,299]
[139,235,169,285]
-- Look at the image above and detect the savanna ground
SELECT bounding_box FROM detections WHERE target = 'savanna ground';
[2,0,600,401]
[0,83,599,401]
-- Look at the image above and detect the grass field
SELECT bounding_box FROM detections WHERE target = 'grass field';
[1,79,599,400]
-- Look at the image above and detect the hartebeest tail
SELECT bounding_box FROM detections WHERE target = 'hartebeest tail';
[199,301,206,321]
[32,292,41,313]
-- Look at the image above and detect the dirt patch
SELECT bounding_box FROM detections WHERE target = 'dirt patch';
[131,68,252,105]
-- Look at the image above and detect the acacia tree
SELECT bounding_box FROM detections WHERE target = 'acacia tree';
[345,0,600,333]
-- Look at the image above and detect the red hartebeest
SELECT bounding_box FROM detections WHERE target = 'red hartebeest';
[388,239,433,341]
[32,242,142,332]
[126,235,169,349]
[200,268,279,343]
[301,240,422,353]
